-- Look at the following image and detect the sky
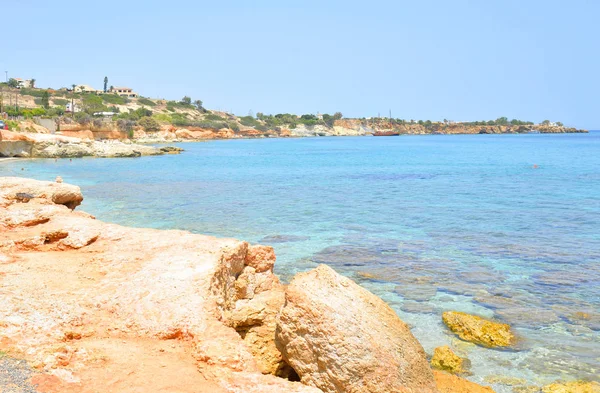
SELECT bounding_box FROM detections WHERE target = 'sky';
[2,0,599,129]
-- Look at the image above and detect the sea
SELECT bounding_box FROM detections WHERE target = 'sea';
[2,132,599,391]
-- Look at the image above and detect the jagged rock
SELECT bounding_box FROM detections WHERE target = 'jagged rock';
[442,311,515,348]
[434,370,495,393]
[431,346,470,374]
[276,264,437,393]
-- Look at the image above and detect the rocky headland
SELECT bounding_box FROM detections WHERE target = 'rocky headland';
[0,129,182,158]
[0,177,598,393]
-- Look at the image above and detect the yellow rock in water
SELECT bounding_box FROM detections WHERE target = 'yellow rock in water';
[431,346,470,374]
[442,311,514,348]
[434,370,495,393]
[541,381,600,393]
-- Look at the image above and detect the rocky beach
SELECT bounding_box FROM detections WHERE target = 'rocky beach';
[1,177,598,393]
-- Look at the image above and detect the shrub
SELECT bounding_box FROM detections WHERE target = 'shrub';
[152,113,172,123]
[82,94,108,114]
[19,88,48,98]
[117,119,136,132]
[137,97,156,106]
[74,112,92,125]
[53,98,68,106]
[93,119,103,129]
[204,113,225,121]
[239,116,262,128]
[102,94,128,105]
[138,116,161,131]
[229,122,240,132]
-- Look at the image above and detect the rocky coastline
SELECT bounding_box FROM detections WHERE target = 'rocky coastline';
[1,177,597,393]
[0,130,182,159]
[0,119,589,160]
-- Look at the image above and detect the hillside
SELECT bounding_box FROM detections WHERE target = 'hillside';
[0,86,587,141]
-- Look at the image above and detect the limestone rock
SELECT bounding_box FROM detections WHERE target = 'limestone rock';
[434,370,495,393]
[442,311,515,348]
[431,346,470,374]
[0,177,83,209]
[541,381,600,393]
[276,264,437,393]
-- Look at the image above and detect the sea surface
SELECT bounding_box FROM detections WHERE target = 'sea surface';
[2,133,599,391]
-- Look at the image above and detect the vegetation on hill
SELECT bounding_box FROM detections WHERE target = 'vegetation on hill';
[0,83,577,135]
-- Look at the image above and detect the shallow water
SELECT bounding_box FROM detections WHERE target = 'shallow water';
[2,133,599,391]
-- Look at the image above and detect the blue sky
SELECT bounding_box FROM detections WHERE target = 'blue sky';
[3,0,598,129]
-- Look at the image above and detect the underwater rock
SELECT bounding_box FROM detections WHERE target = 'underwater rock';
[442,311,515,348]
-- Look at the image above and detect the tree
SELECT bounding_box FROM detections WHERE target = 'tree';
[333,112,343,120]
[41,90,50,109]
[181,96,191,105]
[103,76,108,93]
[30,79,36,88]
[138,116,161,131]
[556,121,563,127]
[71,84,76,91]
[495,117,509,125]
[7,78,18,88]
[541,119,551,125]
[193,99,203,110]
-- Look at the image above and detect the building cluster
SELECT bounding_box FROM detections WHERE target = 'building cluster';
[66,85,139,98]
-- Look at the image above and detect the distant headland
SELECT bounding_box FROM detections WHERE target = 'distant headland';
[0,76,588,156]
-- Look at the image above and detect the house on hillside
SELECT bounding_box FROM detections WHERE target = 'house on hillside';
[14,78,33,89]
[110,86,138,98]
[74,85,100,94]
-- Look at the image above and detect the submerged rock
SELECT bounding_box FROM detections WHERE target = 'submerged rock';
[431,346,470,374]
[259,234,310,243]
[442,311,515,348]
[276,264,437,393]
[434,370,495,393]
[541,381,600,393]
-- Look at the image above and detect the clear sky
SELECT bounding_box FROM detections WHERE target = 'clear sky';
[3,0,598,129]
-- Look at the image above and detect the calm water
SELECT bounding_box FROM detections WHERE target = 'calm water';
[2,133,599,390]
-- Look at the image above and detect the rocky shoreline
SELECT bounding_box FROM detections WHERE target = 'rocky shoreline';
[0,177,597,393]
[0,130,182,159]
[0,120,589,160]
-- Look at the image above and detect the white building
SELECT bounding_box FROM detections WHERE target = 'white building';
[14,78,33,89]
[74,85,100,94]
[65,102,81,113]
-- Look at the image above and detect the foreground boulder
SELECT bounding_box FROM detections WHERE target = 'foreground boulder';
[442,311,515,348]
[275,264,437,393]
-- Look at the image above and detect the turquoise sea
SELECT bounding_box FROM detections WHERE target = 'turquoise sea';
[2,133,599,391]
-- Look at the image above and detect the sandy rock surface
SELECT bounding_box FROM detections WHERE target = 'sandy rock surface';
[0,177,320,393]
[275,264,437,393]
